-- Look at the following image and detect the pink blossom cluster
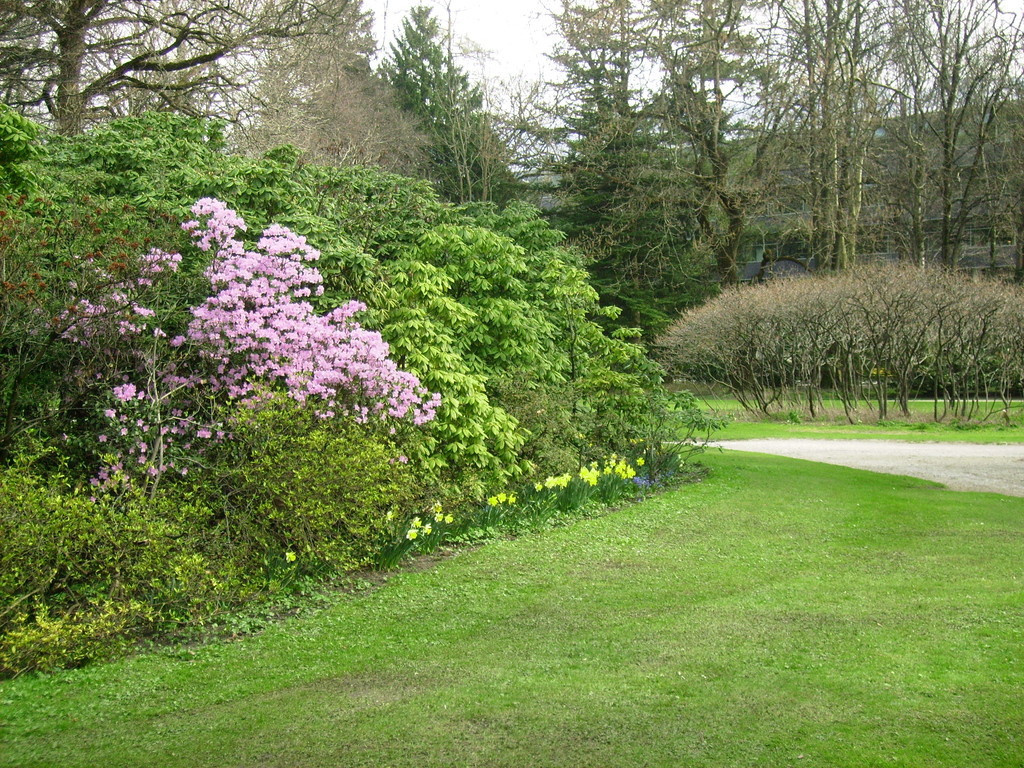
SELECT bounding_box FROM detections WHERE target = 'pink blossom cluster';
[183,198,247,253]
[137,249,183,286]
[60,249,181,344]
[91,382,227,493]
[58,246,211,490]
[181,198,440,425]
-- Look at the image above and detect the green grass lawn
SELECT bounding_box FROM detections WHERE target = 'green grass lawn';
[696,395,1024,443]
[717,419,1024,443]
[3,452,1023,767]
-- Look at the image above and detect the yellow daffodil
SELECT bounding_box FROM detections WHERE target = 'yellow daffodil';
[406,529,418,540]
[285,551,296,562]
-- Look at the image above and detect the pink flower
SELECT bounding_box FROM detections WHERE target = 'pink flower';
[113,383,138,402]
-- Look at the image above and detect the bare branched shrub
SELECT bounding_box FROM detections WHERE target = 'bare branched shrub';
[992,286,1024,417]
[922,279,1007,420]
[657,266,1024,422]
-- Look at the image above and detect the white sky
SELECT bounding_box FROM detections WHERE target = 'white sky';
[363,0,1024,93]
[364,0,560,83]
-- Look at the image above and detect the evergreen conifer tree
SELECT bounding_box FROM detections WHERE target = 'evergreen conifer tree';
[380,6,514,203]
[549,0,711,338]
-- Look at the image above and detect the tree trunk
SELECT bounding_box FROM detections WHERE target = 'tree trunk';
[54,1,92,136]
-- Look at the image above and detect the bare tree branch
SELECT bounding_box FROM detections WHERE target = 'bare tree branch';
[0,0,359,134]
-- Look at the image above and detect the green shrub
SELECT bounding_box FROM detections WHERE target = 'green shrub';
[0,191,196,466]
[0,460,229,676]
[0,601,148,677]
[0,106,42,192]
[486,372,579,477]
[0,401,425,675]
[15,114,671,497]
[199,398,421,573]
[0,112,695,673]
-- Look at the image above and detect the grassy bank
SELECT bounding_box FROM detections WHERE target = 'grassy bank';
[695,395,1024,443]
[2,451,1023,767]
[717,419,1024,442]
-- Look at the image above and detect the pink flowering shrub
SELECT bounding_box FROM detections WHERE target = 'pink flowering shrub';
[180,198,439,423]
[67,198,438,491]
[58,246,183,361]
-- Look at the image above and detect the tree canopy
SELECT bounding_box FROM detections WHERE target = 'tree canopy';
[0,0,354,135]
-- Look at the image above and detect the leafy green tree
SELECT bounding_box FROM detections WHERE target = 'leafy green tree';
[651,0,778,286]
[379,5,514,204]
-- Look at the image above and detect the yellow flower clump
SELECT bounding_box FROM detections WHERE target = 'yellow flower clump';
[486,492,517,506]
[579,466,600,486]
[543,474,571,489]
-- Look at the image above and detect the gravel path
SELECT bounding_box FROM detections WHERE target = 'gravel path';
[715,439,1024,496]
